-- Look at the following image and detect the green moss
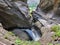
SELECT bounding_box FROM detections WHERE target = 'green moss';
[51,25,60,37]
[8,32,15,36]
[51,25,60,32]
[48,43,53,45]
[15,38,41,45]
[55,30,60,37]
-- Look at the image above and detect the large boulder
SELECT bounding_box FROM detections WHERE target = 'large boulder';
[0,0,31,29]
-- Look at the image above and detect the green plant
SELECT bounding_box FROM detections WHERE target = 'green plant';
[51,25,60,37]
[15,38,40,45]
[55,30,60,37]
[8,32,15,36]
[51,25,60,32]
[48,43,53,45]
[15,38,21,45]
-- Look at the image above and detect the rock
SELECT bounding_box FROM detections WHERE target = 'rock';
[40,26,55,45]
[40,32,55,45]
[0,23,17,45]
[0,37,14,45]
[0,0,8,8]
[39,0,54,12]
[41,26,51,34]
[0,0,31,29]
[0,23,2,27]
[0,41,6,45]
[34,21,42,29]
[38,19,49,27]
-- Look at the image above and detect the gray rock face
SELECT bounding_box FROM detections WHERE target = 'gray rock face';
[0,0,8,7]
[0,0,31,29]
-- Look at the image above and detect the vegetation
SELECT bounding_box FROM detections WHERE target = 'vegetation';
[51,25,60,37]
[15,38,40,45]
[48,43,60,45]
[55,44,60,45]
[4,32,15,40]
[8,32,15,36]
[51,25,60,41]
[48,43,53,45]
